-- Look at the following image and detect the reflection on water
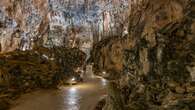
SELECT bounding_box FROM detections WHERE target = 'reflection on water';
[60,77,108,110]
[101,78,107,86]
[65,87,80,110]
[61,77,108,110]
[11,77,107,110]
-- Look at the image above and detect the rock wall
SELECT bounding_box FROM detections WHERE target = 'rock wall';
[91,0,195,109]
[0,0,49,53]
[0,47,86,110]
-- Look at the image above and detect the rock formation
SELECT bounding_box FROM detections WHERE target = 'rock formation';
[91,0,195,109]
[0,0,130,53]
[1,0,195,110]
[0,47,86,110]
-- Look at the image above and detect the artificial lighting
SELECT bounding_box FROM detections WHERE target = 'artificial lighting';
[71,77,76,81]
[102,71,106,75]
[69,87,77,93]
[101,78,107,86]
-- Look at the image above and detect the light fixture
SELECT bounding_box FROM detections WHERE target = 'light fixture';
[71,77,76,81]
[102,71,106,75]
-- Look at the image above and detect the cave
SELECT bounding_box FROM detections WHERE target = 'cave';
[0,0,195,110]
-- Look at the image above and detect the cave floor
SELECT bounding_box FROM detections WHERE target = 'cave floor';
[10,77,107,110]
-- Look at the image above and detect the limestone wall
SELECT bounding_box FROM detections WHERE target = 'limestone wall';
[91,0,195,109]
